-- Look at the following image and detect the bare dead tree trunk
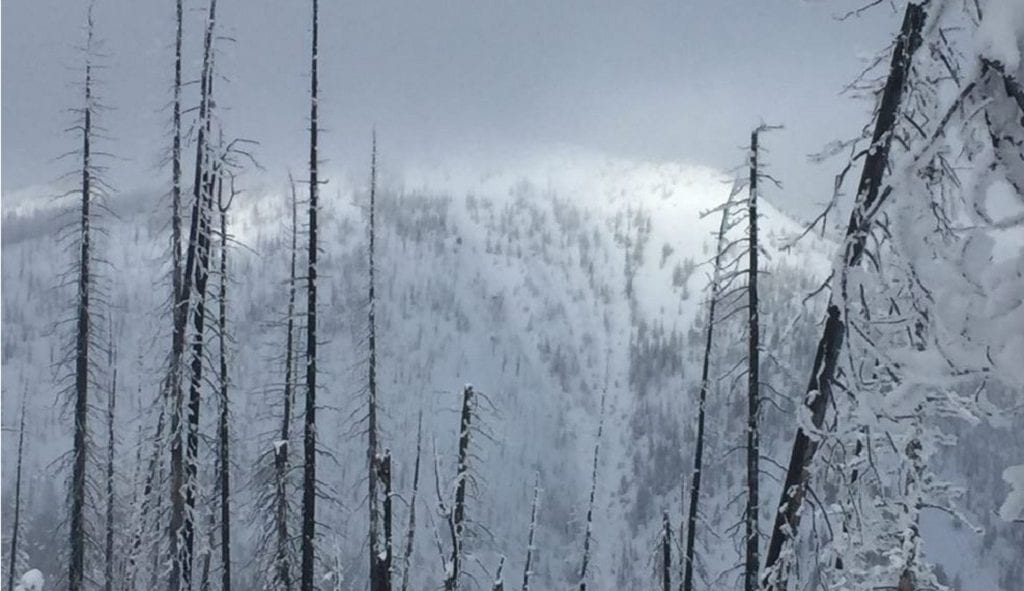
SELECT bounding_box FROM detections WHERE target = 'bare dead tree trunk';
[367,131,387,591]
[198,509,216,591]
[170,0,218,587]
[375,450,393,589]
[661,511,672,591]
[300,0,320,587]
[682,199,733,591]
[274,175,300,591]
[6,402,27,591]
[762,5,926,589]
[217,179,233,591]
[69,7,96,589]
[105,333,118,591]
[578,393,606,591]
[521,473,539,591]
[744,127,762,591]
[444,386,476,591]
[166,0,187,580]
[184,82,218,591]
[125,404,166,591]
[400,413,422,591]
[171,0,184,308]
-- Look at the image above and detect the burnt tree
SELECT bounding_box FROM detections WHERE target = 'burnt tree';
[682,196,735,591]
[6,402,27,591]
[761,5,927,589]
[300,0,321,587]
[69,6,99,588]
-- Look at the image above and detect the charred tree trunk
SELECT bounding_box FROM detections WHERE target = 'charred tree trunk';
[166,0,187,579]
[444,386,476,591]
[6,403,27,591]
[761,5,926,589]
[125,405,166,590]
[184,111,218,591]
[744,128,762,591]
[521,474,539,591]
[274,176,300,591]
[170,0,218,588]
[374,450,393,589]
[69,8,96,589]
[400,413,422,591]
[104,337,118,591]
[171,0,184,308]
[661,512,672,591]
[367,132,386,591]
[217,181,233,591]
[300,0,320,587]
[578,393,606,591]
[682,199,733,591]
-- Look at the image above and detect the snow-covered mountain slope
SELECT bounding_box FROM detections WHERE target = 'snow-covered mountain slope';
[1,149,1019,589]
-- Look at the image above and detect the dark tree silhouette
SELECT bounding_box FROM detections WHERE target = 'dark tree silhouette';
[69,6,99,589]
[682,197,735,591]
[399,413,423,591]
[661,512,672,591]
[216,174,235,591]
[761,5,927,589]
[577,393,606,591]
[521,473,540,591]
[300,0,321,587]
[6,402,27,591]
[104,331,118,591]
[367,131,388,591]
[743,125,764,591]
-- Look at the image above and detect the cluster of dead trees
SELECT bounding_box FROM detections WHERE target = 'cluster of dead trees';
[19,0,1022,589]
[41,2,569,590]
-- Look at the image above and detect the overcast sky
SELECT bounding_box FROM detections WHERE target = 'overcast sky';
[2,0,897,215]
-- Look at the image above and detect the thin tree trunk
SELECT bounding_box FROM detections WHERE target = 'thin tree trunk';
[105,336,118,591]
[217,182,232,591]
[661,512,672,591]
[6,402,27,591]
[69,7,96,589]
[400,413,422,591]
[125,404,165,590]
[170,0,217,587]
[300,1,320,587]
[578,393,606,591]
[184,4,220,588]
[682,198,733,591]
[199,510,216,591]
[368,131,386,591]
[521,473,539,591]
[274,175,299,591]
[761,5,926,588]
[444,386,476,591]
[376,450,393,588]
[171,0,183,308]
[744,128,761,591]
[166,0,186,581]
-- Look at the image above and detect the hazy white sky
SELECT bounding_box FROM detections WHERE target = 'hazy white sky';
[2,0,897,215]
